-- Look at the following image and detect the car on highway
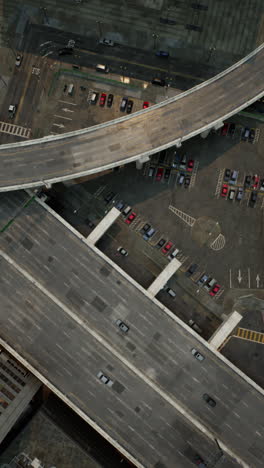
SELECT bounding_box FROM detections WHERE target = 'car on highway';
[143,101,149,108]
[194,454,207,467]
[224,168,231,182]
[197,274,209,287]
[203,393,216,407]
[15,54,22,67]
[100,92,107,107]
[127,100,133,114]
[184,176,191,188]
[252,174,260,189]
[249,128,255,143]
[221,123,229,136]
[117,247,128,256]
[97,371,113,386]
[125,212,137,224]
[187,159,194,172]
[99,38,115,46]
[107,93,114,107]
[156,167,164,181]
[249,191,257,207]
[186,264,198,277]
[164,168,171,180]
[191,348,205,361]
[157,238,166,248]
[162,241,173,255]
[241,127,250,141]
[221,183,228,197]
[244,175,251,188]
[209,284,220,296]
[8,104,17,118]
[120,97,128,111]
[236,188,244,201]
[116,319,129,333]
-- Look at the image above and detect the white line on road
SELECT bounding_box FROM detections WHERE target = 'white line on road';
[52,123,65,128]
[58,100,77,106]
[62,108,74,113]
[54,115,72,121]
[229,269,232,289]
[248,268,251,289]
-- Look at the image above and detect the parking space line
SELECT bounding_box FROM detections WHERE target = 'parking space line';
[189,161,199,189]
[58,100,77,106]
[54,115,72,121]
[248,268,251,289]
[229,269,232,289]
[215,169,224,197]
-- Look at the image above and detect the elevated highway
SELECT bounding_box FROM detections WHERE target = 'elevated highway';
[0,191,263,468]
[0,44,264,192]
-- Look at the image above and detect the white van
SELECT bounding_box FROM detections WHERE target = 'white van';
[169,248,179,260]
[166,288,176,298]
[68,84,74,96]
[90,92,99,104]
[96,63,109,73]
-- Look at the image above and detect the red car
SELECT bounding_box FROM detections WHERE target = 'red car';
[253,174,260,189]
[221,123,229,136]
[187,159,194,172]
[143,101,149,108]
[210,284,220,296]
[100,92,107,107]
[125,212,137,224]
[156,167,164,181]
[162,241,173,255]
[221,183,228,197]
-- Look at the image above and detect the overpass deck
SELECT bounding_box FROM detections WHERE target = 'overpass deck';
[0,191,263,467]
[0,44,264,191]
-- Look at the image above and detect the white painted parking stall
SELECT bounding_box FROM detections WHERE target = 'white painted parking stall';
[0,121,31,139]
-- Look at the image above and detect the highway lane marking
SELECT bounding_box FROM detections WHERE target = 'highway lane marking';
[54,115,72,121]
[248,268,251,288]
[229,269,232,289]
[58,100,77,106]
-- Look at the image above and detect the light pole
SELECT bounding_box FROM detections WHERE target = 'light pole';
[96,20,103,39]
[152,33,159,50]
[207,46,216,62]
[120,65,127,82]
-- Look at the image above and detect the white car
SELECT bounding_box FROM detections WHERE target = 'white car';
[8,105,17,118]
[99,38,115,47]
[97,371,113,387]
[117,246,128,256]
[191,348,205,361]
[15,54,22,67]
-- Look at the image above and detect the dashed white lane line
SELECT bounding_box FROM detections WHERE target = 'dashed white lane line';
[54,115,72,121]
[58,100,77,105]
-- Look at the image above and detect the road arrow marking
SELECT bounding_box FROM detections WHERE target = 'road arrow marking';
[62,108,74,113]
[238,269,242,284]
[52,123,64,128]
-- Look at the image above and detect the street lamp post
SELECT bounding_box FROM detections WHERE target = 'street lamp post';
[96,21,103,39]
[152,33,159,50]
[207,46,216,62]
[120,65,127,82]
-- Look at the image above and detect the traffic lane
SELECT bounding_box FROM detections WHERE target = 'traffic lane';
[0,259,227,468]
[1,45,264,188]
[1,192,263,465]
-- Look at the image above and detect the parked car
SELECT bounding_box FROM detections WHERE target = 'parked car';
[209,284,220,296]
[143,227,155,241]
[260,179,264,191]
[221,123,229,136]
[252,174,260,189]
[125,212,137,224]
[187,159,194,172]
[148,166,155,177]
[221,184,228,197]
[156,50,169,57]
[104,191,115,203]
[228,123,236,136]
[224,168,231,182]
[120,97,128,111]
[99,38,115,46]
[191,348,205,361]
[236,188,244,201]
[164,168,171,180]
[228,189,235,200]
[151,78,166,86]
[177,173,185,185]
[143,101,149,108]
[203,393,216,407]
[100,92,107,106]
[127,100,133,113]
[117,247,128,256]
[169,248,180,260]
[162,241,173,254]
[184,176,191,188]
[107,93,114,107]
[197,274,209,287]
[115,200,125,211]
[142,223,151,232]
[230,170,238,184]
[97,371,113,386]
[249,128,255,143]
[249,191,257,207]
[156,167,164,181]
[179,154,187,169]
[157,238,166,248]
[15,54,23,67]
[204,278,217,292]
[172,152,181,168]
[244,175,251,188]
[116,319,129,333]
[186,264,198,277]
[241,127,250,141]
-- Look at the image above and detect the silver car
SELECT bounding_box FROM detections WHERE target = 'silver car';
[99,38,115,47]
[191,348,205,361]
[116,319,129,333]
[97,371,113,387]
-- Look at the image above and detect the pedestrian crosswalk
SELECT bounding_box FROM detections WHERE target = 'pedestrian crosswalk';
[236,327,264,344]
[0,121,31,139]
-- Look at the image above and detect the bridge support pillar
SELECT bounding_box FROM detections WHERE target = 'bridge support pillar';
[200,128,211,139]
[214,121,224,131]
[136,155,150,170]
[175,139,182,148]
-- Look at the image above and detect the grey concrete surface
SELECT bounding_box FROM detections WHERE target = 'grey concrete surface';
[0,190,264,467]
[1,41,264,190]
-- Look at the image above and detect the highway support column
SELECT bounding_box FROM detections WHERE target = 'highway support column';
[208,310,242,350]
[136,155,150,170]
[147,258,181,297]
[87,207,120,245]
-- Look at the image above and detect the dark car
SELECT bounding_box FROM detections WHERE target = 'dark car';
[244,175,251,188]
[228,123,236,136]
[142,223,151,232]
[224,168,231,182]
[186,264,198,277]
[203,393,216,407]
[249,191,257,207]
[151,78,166,86]
[120,97,128,111]
[155,50,169,57]
[249,128,255,143]
[104,191,115,203]
[164,168,171,180]
[236,188,244,201]
[241,127,250,141]
[107,93,114,107]
[58,48,73,56]
[157,238,166,248]
[127,100,133,114]
[116,319,129,333]
[184,176,191,188]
